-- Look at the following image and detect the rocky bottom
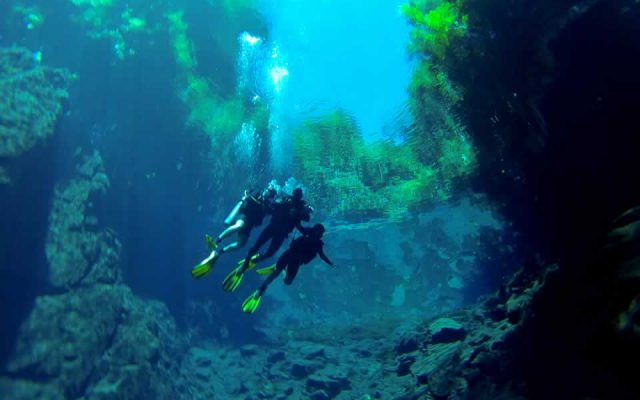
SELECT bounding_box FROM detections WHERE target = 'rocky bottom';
[0,264,551,400]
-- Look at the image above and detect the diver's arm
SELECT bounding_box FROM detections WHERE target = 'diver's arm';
[318,246,334,266]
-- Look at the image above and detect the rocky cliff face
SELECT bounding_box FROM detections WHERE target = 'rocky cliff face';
[1,152,187,400]
[0,47,72,185]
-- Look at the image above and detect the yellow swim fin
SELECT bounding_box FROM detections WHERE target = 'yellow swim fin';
[242,290,262,314]
[191,250,219,279]
[222,266,244,292]
[236,254,260,271]
[256,264,277,275]
[205,234,218,250]
[222,254,261,292]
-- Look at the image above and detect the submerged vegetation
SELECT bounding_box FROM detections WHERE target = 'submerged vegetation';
[292,110,474,220]
[165,2,271,193]
[290,0,476,221]
[166,10,266,143]
[61,0,272,190]
[67,0,160,59]
[402,0,467,60]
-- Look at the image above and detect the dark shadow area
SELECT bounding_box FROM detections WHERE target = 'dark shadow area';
[455,1,640,398]
[512,2,640,398]
[460,0,640,264]
[0,129,63,369]
[90,36,209,325]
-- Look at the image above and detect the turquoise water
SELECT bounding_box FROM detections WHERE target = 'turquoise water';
[1,1,639,399]
[260,0,413,140]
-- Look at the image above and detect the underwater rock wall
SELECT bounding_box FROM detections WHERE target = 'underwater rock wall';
[432,1,640,396]
[0,44,75,368]
[435,0,640,261]
[0,151,188,400]
[0,47,72,184]
[46,151,119,288]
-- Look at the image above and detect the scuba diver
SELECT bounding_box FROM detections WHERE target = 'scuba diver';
[191,186,276,279]
[242,223,334,313]
[222,187,313,292]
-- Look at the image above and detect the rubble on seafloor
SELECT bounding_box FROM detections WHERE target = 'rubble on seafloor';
[170,267,544,400]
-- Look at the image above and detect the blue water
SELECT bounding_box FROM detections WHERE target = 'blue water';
[0,0,504,351]
[260,0,413,141]
[1,0,583,398]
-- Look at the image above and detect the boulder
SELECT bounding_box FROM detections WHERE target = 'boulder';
[6,285,128,396]
[429,318,466,343]
[46,151,120,289]
[240,344,260,357]
[412,343,461,386]
[291,360,321,378]
[396,354,416,376]
[267,350,286,364]
[308,390,330,400]
[394,334,419,354]
[300,344,326,360]
[84,296,184,399]
[0,379,64,400]
[0,47,72,160]
[305,373,351,398]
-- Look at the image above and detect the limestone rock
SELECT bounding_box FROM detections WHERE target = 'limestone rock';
[394,333,420,354]
[300,344,326,360]
[0,47,72,159]
[412,342,461,385]
[429,318,466,344]
[6,285,128,396]
[84,296,185,399]
[305,373,351,398]
[291,359,321,378]
[240,344,260,357]
[308,390,330,400]
[46,151,120,289]
[267,350,286,364]
[396,354,416,376]
[0,378,64,400]
[179,347,224,400]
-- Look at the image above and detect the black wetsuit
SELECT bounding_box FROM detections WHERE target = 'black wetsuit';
[258,234,333,294]
[243,197,310,268]
[238,194,269,235]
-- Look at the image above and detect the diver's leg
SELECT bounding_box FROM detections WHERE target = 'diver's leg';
[216,219,245,244]
[242,226,274,271]
[219,226,250,254]
[258,256,288,295]
[283,262,302,285]
[257,234,286,261]
[236,227,250,248]
[224,200,243,226]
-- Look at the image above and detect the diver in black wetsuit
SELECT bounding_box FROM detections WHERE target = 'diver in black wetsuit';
[215,187,276,253]
[191,187,275,279]
[221,188,313,292]
[247,188,312,263]
[241,223,334,313]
